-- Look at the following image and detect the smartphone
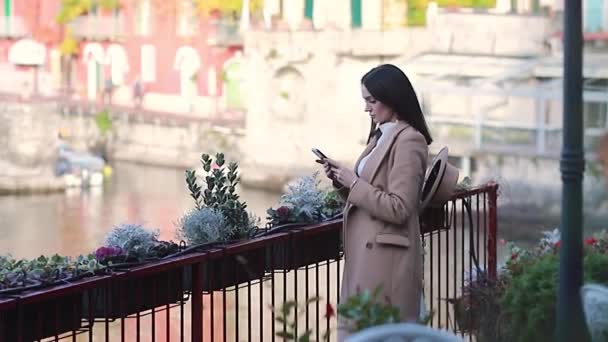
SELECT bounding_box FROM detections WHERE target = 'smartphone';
[311,148,328,160]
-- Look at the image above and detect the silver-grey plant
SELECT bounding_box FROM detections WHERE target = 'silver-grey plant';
[177,207,230,246]
[280,172,325,223]
[103,223,160,259]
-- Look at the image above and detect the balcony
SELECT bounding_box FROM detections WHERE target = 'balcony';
[207,19,243,47]
[68,14,125,40]
[0,16,27,38]
[0,184,499,340]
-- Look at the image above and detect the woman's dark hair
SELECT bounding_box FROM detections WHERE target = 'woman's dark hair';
[361,64,433,145]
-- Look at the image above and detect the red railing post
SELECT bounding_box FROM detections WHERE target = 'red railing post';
[487,183,499,280]
[191,262,203,342]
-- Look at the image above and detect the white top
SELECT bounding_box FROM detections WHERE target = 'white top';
[357,122,398,176]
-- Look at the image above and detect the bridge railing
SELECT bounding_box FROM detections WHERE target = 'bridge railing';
[0,183,498,341]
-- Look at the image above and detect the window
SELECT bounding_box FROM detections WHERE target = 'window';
[176,0,198,37]
[136,0,152,36]
[141,44,156,83]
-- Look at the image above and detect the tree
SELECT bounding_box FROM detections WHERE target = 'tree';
[193,0,264,17]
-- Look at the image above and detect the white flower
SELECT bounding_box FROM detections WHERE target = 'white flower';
[538,228,561,253]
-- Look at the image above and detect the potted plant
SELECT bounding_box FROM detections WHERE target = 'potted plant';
[0,254,103,341]
[179,153,264,291]
[265,172,344,271]
[83,223,185,319]
[337,285,402,333]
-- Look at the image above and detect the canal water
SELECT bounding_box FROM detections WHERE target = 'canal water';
[0,162,280,259]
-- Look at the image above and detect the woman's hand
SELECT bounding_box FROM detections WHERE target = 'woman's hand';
[324,158,358,188]
[319,159,335,181]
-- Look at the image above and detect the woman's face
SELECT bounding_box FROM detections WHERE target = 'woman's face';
[361,83,395,125]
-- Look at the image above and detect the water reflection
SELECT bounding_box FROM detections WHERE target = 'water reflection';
[0,162,280,258]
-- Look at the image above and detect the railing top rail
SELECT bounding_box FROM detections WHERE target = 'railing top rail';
[451,182,499,199]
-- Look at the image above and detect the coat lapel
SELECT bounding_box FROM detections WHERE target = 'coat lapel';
[360,121,410,183]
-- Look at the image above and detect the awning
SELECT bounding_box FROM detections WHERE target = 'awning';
[9,38,46,66]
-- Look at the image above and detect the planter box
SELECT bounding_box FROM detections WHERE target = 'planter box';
[200,247,267,292]
[420,205,448,235]
[82,267,186,320]
[265,221,342,272]
[3,293,84,341]
[180,241,267,293]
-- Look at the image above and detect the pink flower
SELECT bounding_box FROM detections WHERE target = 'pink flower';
[211,163,220,170]
[95,246,123,261]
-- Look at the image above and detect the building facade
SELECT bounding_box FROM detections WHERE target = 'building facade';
[0,0,605,116]
[0,0,248,114]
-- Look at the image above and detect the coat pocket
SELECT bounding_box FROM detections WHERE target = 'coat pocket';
[375,233,410,248]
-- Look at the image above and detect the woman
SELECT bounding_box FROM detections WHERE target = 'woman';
[320,64,432,339]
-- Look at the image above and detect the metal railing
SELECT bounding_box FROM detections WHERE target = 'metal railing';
[421,84,608,160]
[0,184,498,341]
[421,183,499,336]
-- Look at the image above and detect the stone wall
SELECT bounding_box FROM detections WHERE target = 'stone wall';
[0,102,65,194]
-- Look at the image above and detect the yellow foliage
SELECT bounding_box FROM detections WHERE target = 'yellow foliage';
[59,29,79,56]
[56,0,92,24]
[56,0,121,24]
[193,0,264,17]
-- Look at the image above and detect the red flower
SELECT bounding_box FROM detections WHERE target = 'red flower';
[554,241,561,248]
[324,303,335,318]
[510,253,518,261]
[585,238,598,246]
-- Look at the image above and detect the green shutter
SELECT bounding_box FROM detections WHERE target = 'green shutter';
[304,0,314,20]
[351,0,362,28]
[4,0,11,16]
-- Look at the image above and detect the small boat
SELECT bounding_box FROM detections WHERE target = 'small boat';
[54,142,110,188]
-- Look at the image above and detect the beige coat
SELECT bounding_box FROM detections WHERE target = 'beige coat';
[337,121,428,339]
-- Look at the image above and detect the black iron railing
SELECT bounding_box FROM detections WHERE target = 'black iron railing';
[0,183,498,341]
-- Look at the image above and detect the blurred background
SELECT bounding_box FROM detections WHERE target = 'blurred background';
[0,0,606,258]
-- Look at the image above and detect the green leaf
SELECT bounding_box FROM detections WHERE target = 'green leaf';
[275,331,295,339]
[298,331,313,342]
[281,301,298,316]
[306,296,321,304]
